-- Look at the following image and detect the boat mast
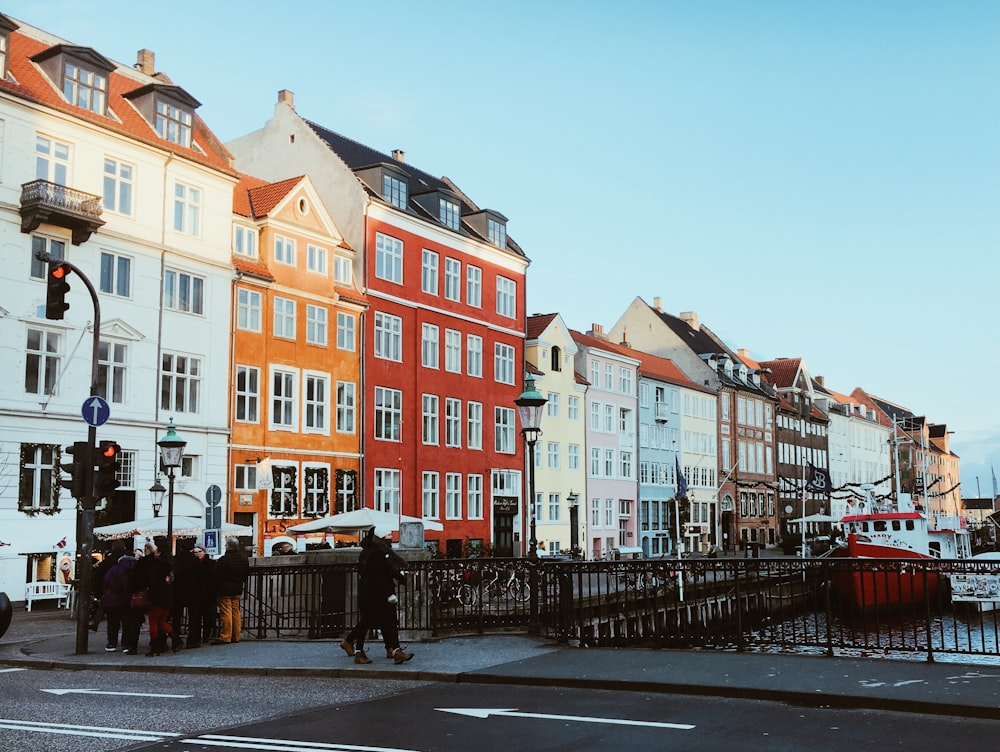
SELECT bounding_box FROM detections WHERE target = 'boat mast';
[892,417,902,506]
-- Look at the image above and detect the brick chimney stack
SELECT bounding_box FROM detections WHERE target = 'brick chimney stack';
[135,49,155,76]
[588,323,607,340]
[392,149,406,163]
[680,311,700,331]
[278,89,295,110]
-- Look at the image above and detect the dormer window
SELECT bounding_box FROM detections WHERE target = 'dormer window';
[488,218,506,248]
[465,209,508,248]
[0,15,16,80]
[440,198,460,230]
[33,45,114,117]
[233,224,258,258]
[382,173,407,209]
[123,83,200,149]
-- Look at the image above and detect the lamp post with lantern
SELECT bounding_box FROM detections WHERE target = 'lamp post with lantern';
[156,419,187,553]
[514,376,547,560]
[149,478,166,517]
[567,491,580,559]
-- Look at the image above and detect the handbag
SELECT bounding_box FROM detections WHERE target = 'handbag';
[129,591,148,609]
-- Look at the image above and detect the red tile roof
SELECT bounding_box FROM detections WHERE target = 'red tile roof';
[247,176,304,218]
[526,313,558,340]
[759,358,801,388]
[569,330,712,394]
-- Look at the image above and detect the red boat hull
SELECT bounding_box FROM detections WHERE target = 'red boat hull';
[832,536,940,610]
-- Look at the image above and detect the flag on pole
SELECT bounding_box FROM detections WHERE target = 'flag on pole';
[675,457,689,500]
[805,463,833,494]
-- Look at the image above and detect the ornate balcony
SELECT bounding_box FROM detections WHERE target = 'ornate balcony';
[20,179,105,245]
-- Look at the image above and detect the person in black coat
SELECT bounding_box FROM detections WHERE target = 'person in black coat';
[351,528,413,665]
[129,542,176,656]
[211,537,249,645]
[171,540,217,648]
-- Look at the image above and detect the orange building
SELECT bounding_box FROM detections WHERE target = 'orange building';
[229,174,366,555]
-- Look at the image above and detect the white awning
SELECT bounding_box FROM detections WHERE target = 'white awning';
[616,546,643,554]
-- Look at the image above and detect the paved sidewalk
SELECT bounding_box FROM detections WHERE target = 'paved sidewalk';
[4,608,1000,720]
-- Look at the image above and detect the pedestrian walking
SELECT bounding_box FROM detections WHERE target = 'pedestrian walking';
[348,528,412,665]
[181,543,217,647]
[101,548,139,653]
[90,545,121,631]
[129,542,177,656]
[212,537,249,645]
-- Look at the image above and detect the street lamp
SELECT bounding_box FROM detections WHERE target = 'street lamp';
[156,419,187,553]
[514,375,547,560]
[567,491,580,559]
[149,478,166,517]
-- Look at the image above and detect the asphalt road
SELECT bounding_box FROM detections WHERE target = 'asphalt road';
[5,667,1000,752]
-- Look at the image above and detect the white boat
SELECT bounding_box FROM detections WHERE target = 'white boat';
[950,551,1000,612]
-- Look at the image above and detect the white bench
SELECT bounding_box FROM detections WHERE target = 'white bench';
[24,581,73,611]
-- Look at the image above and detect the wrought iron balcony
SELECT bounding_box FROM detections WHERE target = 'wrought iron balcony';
[20,179,105,245]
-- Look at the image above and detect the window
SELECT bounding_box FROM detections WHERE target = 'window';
[444,329,462,373]
[233,225,257,257]
[334,469,358,514]
[156,98,193,147]
[620,368,633,395]
[19,444,56,512]
[306,244,327,274]
[446,473,462,519]
[306,305,327,345]
[235,365,259,423]
[62,60,107,113]
[30,235,66,279]
[467,334,483,377]
[382,173,407,209]
[440,198,460,230]
[467,401,483,450]
[234,464,257,491]
[568,396,580,420]
[620,451,633,480]
[374,312,402,361]
[336,381,356,433]
[304,373,328,431]
[422,472,440,518]
[467,474,484,519]
[270,465,297,517]
[605,450,615,478]
[604,364,613,390]
[496,276,516,318]
[36,135,69,184]
[237,289,262,332]
[99,251,131,297]
[569,444,580,470]
[488,218,506,248]
[549,493,561,522]
[495,407,515,454]
[374,386,402,441]
[445,397,462,448]
[271,368,297,429]
[274,235,296,266]
[494,342,515,384]
[273,297,296,339]
[0,31,8,79]
[421,250,438,295]
[422,394,439,445]
[336,313,356,351]
[590,402,601,431]
[173,182,201,235]
[375,232,403,284]
[160,353,201,413]
[25,328,61,396]
[590,361,600,388]
[374,468,400,514]
[102,158,133,214]
[333,256,352,284]
[466,266,482,307]
[421,323,439,369]
[547,442,560,469]
[444,258,461,301]
[164,269,204,314]
[97,340,127,404]
[547,393,560,418]
[302,466,329,517]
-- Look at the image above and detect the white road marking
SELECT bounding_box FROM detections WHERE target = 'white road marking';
[194,734,422,752]
[437,707,695,730]
[41,687,193,698]
[0,668,26,673]
[0,718,180,742]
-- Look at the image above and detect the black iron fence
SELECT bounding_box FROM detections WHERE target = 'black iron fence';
[239,556,1000,662]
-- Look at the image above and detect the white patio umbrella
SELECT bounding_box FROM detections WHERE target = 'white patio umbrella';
[93,515,252,540]
[788,513,839,525]
[285,508,443,535]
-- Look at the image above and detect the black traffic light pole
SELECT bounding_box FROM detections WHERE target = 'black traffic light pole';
[37,250,101,655]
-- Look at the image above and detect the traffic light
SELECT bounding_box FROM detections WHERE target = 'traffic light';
[45,261,72,320]
[95,441,122,500]
[59,441,91,499]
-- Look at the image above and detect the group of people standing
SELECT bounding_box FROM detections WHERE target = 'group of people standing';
[93,537,249,656]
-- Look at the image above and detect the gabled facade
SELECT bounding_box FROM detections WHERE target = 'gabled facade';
[525,314,587,556]
[228,91,529,556]
[230,174,365,555]
[0,16,237,597]
[571,326,640,559]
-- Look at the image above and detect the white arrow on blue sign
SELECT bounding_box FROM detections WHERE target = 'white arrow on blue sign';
[81,396,110,427]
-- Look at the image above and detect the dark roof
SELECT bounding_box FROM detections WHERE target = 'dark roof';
[303,119,524,258]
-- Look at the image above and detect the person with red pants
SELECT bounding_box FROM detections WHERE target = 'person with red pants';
[129,541,177,656]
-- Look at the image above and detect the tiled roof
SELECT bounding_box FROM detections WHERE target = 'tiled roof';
[569,330,712,394]
[759,358,800,388]
[247,176,304,218]
[233,255,274,282]
[526,313,558,340]
[233,174,269,216]
[5,21,234,175]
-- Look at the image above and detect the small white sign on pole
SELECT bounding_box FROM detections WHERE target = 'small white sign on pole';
[203,528,221,556]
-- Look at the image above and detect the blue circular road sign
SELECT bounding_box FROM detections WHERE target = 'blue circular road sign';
[81,396,111,427]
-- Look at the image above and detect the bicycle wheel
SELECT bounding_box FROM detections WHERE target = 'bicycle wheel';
[508,578,531,602]
[458,583,478,608]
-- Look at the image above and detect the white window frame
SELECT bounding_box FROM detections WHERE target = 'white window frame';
[466,265,482,308]
[102,157,133,215]
[273,297,296,339]
[303,371,329,433]
[494,342,515,385]
[336,381,356,433]
[421,323,439,369]
[422,393,440,445]
[421,249,438,295]
[307,244,327,274]
[233,225,258,258]
[270,367,298,430]
[99,251,131,298]
[446,473,462,519]
[374,312,402,361]
[160,352,201,414]
[375,232,403,284]
[467,334,483,378]
[164,269,205,315]
[374,386,402,442]
[374,468,400,514]
[306,304,327,346]
[444,257,461,301]
[235,365,259,423]
[423,471,441,518]
[445,329,462,373]
[336,312,356,351]
[445,397,462,448]
[25,328,61,396]
[173,181,201,236]
[467,401,483,450]
[274,235,296,266]
[494,406,515,454]
[496,275,516,318]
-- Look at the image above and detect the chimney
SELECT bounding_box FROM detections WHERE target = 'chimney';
[135,49,155,76]
[588,323,607,340]
[679,311,699,331]
[278,89,295,110]
[653,296,663,312]
[737,348,751,360]
[619,327,629,347]
[392,149,406,163]
[816,375,825,388]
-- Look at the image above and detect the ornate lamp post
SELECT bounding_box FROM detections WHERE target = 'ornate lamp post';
[149,478,166,517]
[514,376,547,560]
[567,491,580,559]
[156,419,187,553]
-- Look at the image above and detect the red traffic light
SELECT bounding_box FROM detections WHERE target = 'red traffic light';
[45,261,71,320]
[51,264,68,279]
[100,442,119,459]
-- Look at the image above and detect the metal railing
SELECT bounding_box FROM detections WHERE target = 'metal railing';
[238,556,1000,661]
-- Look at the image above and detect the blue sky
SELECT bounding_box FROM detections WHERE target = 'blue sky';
[10,1,1000,495]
